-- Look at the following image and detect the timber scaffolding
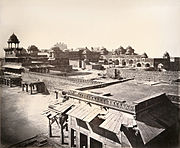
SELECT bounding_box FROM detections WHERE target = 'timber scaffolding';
[44,88,179,148]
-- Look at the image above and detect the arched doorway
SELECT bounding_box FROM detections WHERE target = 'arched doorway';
[114,59,119,65]
[158,63,164,69]
[137,63,141,67]
[145,63,150,67]
[122,60,126,66]
[129,59,133,66]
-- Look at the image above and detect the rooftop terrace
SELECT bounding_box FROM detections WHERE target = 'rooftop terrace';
[85,80,179,104]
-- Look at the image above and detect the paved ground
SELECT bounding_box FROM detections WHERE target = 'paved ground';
[0,85,57,147]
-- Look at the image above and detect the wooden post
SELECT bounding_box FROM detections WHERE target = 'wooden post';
[60,117,64,144]
[59,117,63,144]
[49,119,52,137]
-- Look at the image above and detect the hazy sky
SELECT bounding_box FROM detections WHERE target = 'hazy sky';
[0,0,180,58]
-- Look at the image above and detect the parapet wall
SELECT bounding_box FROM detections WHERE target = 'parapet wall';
[107,68,179,82]
[22,72,102,91]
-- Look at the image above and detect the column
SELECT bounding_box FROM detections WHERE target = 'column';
[87,135,90,148]
[9,79,12,87]
[3,78,5,85]
[68,117,72,147]
[22,84,24,91]
[76,128,80,148]
[59,117,63,144]
[26,84,28,92]
[6,79,8,86]
[30,85,33,95]
[55,91,58,99]
[49,119,52,137]
[60,116,65,144]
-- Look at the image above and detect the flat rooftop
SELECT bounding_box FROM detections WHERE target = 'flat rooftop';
[86,80,179,104]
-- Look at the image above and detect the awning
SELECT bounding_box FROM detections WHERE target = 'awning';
[136,112,166,145]
[99,110,135,134]
[48,99,75,114]
[2,64,23,69]
[67,102,102,122]
[136,120,165,145]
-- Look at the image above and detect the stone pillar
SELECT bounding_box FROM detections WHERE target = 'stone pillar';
[5,79,8,86]
[9,80,12,87]
[22,84,24,91]
[55,91,58,99]
[30,85,33,95]
[3,78,5,85]
[26,84,28,92]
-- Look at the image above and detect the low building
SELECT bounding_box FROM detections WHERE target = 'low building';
[44,81,179,148]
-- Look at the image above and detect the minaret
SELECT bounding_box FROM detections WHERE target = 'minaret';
[7,33,20,49]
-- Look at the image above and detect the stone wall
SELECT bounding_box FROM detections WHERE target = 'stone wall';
[107,68,179,82]
[22,72,102,91]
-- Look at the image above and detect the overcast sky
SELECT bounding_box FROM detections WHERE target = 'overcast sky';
[0,0,180,58]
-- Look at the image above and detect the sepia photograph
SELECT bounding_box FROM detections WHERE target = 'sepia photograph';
[0,0,180,148]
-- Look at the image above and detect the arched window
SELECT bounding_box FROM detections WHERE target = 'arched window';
[137,63,141,67]
[158,63,164,69]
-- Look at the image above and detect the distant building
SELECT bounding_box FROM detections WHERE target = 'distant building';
[103,46,180,71]
[3,33,29,75]
[81,47,101,63]
[48,46,72,72]
[54,42,68,51]
[2,33,28,86]
[27,45,52,73]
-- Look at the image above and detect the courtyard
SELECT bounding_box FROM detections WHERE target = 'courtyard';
[0,85,56,147]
